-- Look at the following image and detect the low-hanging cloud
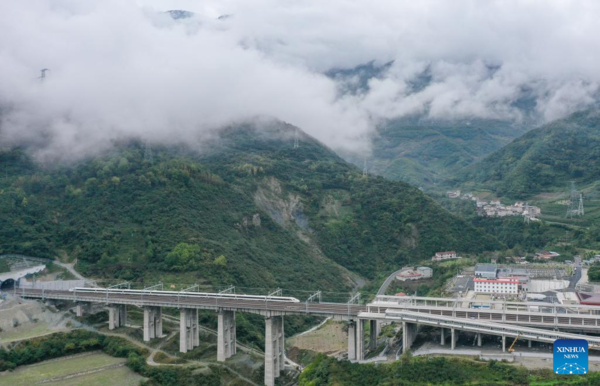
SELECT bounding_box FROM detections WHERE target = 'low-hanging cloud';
[1,0,600,161]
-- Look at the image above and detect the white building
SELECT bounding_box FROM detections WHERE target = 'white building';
[432,251,458,261]
[417,266,433,278]
[474,278,519,294]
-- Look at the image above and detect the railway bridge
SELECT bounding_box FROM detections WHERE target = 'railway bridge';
[17,287,600,386]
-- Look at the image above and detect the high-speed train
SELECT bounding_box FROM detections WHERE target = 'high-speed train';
[69,287,301,303]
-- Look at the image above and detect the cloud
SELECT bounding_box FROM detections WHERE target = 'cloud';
[1,0,600,161]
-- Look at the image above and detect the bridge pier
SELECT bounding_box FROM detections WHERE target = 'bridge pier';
[528,340,532,348]
[356,319,365,361]
[369,320,378,350]
[143,306,163,342]
[502,335,506,352]
[217,310,236,361]
[402,322,417,353]
[75,303,84,317]
[451,328,457,350]
[440,328,445,346]
[179,308,199,353]
[348,320,356,360]
[265,316,285,386]
[108,304,127,330]
[477,333,482,347]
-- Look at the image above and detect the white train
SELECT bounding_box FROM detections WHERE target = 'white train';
[69,287,300,303]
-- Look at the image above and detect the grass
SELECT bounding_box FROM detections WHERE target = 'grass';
[0,321,64,344]
[45,366,144,386]
[0,258,10,273]
[0,352,143,386]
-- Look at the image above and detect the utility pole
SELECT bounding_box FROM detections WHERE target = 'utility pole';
[566,182,584,218]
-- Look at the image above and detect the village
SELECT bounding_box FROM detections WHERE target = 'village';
[446,190,542,219]
[388,249,600,307]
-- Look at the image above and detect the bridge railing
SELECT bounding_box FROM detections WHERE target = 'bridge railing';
[372,295,600,316]
[369,309,600,349]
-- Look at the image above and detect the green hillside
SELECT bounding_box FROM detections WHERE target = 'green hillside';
[346,118,527,188]
[0,121,500,293]
[460,108,600,198]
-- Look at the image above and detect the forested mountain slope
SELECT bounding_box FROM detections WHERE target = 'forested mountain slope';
[345,117,528,188]
[0,121,500,291]
[459,109,600,198]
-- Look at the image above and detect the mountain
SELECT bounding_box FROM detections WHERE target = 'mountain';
[0,121,500,293]
[459,108,600,198]
[344,117,528,188]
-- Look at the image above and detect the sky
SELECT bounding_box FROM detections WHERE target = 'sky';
[1,0,599,161]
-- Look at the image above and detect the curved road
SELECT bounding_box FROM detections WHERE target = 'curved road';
[377,269,403,296]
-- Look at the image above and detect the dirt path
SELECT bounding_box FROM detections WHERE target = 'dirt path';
[96,329,259,386]
[38,363,125,384]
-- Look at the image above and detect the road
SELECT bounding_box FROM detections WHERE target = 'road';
[567,263,582,291]
[53,260,89,282]
[377,269,404,296]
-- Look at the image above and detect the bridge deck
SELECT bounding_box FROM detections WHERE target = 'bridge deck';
[18,288,366,318]
[361,310,600,350]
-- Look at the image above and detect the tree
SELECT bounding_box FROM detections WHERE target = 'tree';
[213,255,227,267]
[165,243,201,271]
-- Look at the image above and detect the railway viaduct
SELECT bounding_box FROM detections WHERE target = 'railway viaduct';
[17,287,600,386]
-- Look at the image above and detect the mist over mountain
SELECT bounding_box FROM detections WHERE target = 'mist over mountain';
[459,108,600,198]
[2,1,600,165]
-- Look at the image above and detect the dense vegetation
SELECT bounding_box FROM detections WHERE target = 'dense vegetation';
[0,330,221,385]
[345,117,527,187]
[0,330,143,371]
[0,121,500,293]
[589,263,600,282]
[299,354,600,386]
[459,108,600,198]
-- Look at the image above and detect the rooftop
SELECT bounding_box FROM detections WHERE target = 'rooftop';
[577,292,600,305]
[475,264,498,273]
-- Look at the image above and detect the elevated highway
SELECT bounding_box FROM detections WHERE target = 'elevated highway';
[371,295,600,332]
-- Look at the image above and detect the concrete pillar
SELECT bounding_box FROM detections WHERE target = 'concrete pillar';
[180,309,188,353]
[440,328,445,346]
[120,305,127,327]
[451,328,457,350]
[356,319,364,361]
[108,306,118,330]
[144,307,163,342]
[528,340,532,348]
[144,308,153,341]
[75,304,83,317]
[369,320,378,350]
[156,307,163,338]
[179,309,198,353]
[477,333,482,347]
[274,317,281,377]
[193,309,200,348]
[402,322,417,353]
[278,316,285,373]
[218,310,237,362]
[265,317,276,386]
[348,321,356,360]
[502,335,506,352]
